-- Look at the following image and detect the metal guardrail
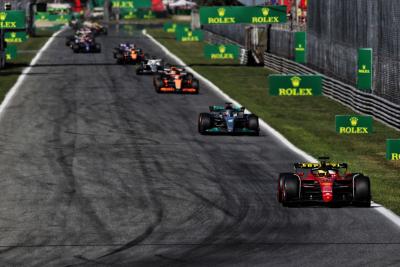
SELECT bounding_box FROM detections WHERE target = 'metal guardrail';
[202,29,399,129]
[264,52,400,130]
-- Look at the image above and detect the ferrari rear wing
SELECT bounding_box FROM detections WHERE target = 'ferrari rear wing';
[294,162,348,169]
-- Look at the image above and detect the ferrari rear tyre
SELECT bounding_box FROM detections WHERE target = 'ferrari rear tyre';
[277,174,285,203]
[282,174,300,206]
[353,175,371,207]
[198,113,212,134]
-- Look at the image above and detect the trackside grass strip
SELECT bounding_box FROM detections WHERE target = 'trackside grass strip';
[0,29,56,102]
[147,28,400,215]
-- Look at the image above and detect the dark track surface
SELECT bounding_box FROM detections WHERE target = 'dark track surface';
[0,26,398,266]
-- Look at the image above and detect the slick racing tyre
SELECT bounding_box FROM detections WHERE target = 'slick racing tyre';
[192,79,199,94]
[154,77,163,93]
[116,54,124,64]
[281,174,300,207]
[72,44,80,53]
[353,174,371,207]
[198,113,212,134]
[248,115,259,136]
[278,173,294,203]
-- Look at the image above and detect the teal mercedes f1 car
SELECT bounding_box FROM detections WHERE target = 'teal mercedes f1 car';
[198,103,260,135]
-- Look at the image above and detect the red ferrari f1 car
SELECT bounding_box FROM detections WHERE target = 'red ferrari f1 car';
[277,157,371,207]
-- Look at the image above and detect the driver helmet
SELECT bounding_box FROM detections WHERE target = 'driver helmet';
[225,103,233,110]
[170,67,178,75]
[316,169,327,177]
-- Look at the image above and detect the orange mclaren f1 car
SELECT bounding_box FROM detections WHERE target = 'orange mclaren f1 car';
[153,66,199,94]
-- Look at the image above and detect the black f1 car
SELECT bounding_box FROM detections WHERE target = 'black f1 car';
[72,36,101,53]
[136,59,164,75]
[65,28,93,48]
[198,103,259,135]
[277,157,371,207]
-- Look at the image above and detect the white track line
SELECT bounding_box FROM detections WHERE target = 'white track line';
[143,29,400,230]
[0,28,65,122]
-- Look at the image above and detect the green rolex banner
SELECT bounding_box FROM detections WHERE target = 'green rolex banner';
[112,0,151,9]
[120,8,138,19]
[137,9,155,19]
[199,6,287,25]
[112,0,135,8]
[176,29,203,42]
[5,45,17,61]
[0,10,26,29]
[268,75,323,96]
[163,22,190,33]
[335,115,373,134]
[5,31,28,43]
[49,14,72,23]
[204,44,239,60]
[35,12,51,22]
[386,139,400,160]
[357,48,372,90]
[295,32,306,63]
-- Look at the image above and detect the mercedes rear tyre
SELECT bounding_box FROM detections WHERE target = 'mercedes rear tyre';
[248,115,259,136]
[353,175,371,207]
[198,113,212,134]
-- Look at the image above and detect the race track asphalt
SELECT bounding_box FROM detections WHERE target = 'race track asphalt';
[0,25,398,266]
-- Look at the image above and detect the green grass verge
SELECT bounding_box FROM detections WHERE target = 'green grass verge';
[0,29,57,102]
[147,28,400,214]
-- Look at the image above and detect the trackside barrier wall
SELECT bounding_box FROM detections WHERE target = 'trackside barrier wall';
[308,0,400,105]
[264,52,400,130]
